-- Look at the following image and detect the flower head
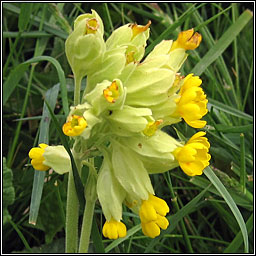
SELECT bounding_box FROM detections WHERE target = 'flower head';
[139,194,169,238]
[28,144,50,171]
[170,28,202,51]
[173,131,211,176]
[175,74,208,128]
[62,115,87,136]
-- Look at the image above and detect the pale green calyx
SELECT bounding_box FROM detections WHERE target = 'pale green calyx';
[43,145,71,174]
[106,105,152,136]
[145,40,188,72]
[106,21,151,63]
[117,130,182,174]
[97,154,126,222]
[111,140,154,201]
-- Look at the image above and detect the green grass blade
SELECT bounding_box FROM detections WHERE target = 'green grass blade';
[29,84,60,225]
[105,224,142,253]
[239,133,246,194]
[213,124,253,133]
[224,213,253,253]
[4,56,69,117]
[192,9,253,76]
[18,3,33,32]
[208,98,253,121]
[91,216,105,253]
[204,166,249,253]
[3,63,30,105]
[3,3,68,39]
[3,31,52,38]
[24,56,69,117]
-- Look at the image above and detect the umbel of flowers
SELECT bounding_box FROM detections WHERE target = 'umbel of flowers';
[29,10,210,241]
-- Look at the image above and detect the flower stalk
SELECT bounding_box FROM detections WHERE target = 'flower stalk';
[79,159,97,253]
[65,152,82,253]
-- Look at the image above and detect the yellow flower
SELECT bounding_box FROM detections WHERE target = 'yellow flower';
[173,131,211,176]
[139,194,169,238]
[28,144,50,171]
[176,74,208,128]
[102,218,127,239]
[62,115,87,136]
[170,28,202,51]
[103,80,120,103]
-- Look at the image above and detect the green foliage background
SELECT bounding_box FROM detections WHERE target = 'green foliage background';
[2,2,254,254]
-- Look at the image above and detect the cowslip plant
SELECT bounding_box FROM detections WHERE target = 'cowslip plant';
[28,9,210,253]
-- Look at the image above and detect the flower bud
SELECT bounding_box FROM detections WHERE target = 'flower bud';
[106,106,152,136]
[65,10,106,79]
[106,21,151,63]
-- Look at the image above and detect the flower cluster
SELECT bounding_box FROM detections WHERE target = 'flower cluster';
[29,10,210,240]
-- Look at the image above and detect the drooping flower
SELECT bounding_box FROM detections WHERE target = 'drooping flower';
[29,145,71,174]
[28,144,50,171]
[175,74,208,128]
[102,219,127,239]
[139,194,169,238]
[62,115,87,136]
[173,131,211,176]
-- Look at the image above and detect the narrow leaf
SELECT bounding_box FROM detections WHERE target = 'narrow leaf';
[29,84,60,225]
[208,98,253,121]
[3,63,30,105]
[224,213,253,253]
[4,56,69,117]
[91,216,105,253]
[18,3,33,32]
[192,10,253,75]
[204,166,249,253]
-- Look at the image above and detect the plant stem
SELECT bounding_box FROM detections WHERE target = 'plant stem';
[65,168,79,253]
[79,158,97,253]
[78,199,96,253]
[74,74,82,105]
[65,71,83,252]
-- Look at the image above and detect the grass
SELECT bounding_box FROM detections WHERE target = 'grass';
[2,2,254,254]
